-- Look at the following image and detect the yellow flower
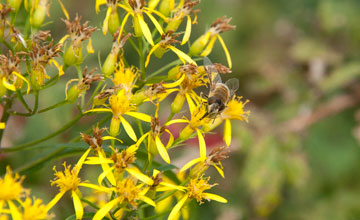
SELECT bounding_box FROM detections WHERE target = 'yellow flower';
[170,64,207,114]
[112,65,139,94]
[180,146,229,178]
[116,0,168,46]
[93,177,156,220]
[21,197,51,220]
[189,16,235,68]
[86,89,151,141]
[145,31,196,67]
[0,52,30,96]
[168,176,227,220]
[204,96,250,146]
[27,0,51,28]
[0,166,25,220]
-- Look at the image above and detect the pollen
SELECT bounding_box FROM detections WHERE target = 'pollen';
[113,66,139,93]
[187,176,217,204]
[222,96,250,121]
[115,178,141,208]
[51,163,81,192]
[22,197,50,220]
[0,166,25,201]
[109,89,136,118]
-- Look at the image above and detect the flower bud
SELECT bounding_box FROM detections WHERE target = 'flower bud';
[64,45,82,67]
[188,33,210,56]
[171,93,185,114]
[168,66,180,80]
[203,118,223,132]
[66,85,82,103]
[108,11,120,35]
[102,53,117,77]
[8,0,22,12]
[179,125,194,140]
[31,4,47,28]
[109,117,121,137]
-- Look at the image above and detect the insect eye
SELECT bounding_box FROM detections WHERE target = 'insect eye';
[216,99,222,105]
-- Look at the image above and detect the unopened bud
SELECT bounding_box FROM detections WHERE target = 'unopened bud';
[159,0,173,17]
[171,93,185,114]
[153,46,167,59]
[130,90,146,106]
[165,19,182,33]
[30,69,45,90]
[189,161,209,178]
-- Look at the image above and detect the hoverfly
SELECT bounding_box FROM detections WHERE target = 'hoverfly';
[200,57,239,120]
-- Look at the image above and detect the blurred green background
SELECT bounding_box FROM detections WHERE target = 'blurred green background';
[2,0,360,219]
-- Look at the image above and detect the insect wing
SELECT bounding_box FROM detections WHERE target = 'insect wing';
[225,78,239,96]
[203,57,222,85]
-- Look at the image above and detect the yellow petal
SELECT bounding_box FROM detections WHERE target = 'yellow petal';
[11,71,31,94]
[45,191,66,212]
[202,193,228,203]
[50,60,64,76]
[159,182,186,191]
[103,135,124,143]
[144,7,169,22]
[120,116,137,142]
[96,0,107,13]
[93,198,119,220]
[196,129,207,162]
[118,12,131,42]
[24,0,28,10]
[7,201,22,220]
[179,157,202,173]
[134,132,150,148]
[75,148,91,175]
[126,167,154,185]
[2,77,16,91]
[84,156,113,164]
[138,14,154,46]
[181,15,191,45]
[144,11,164,35]
[155,136,171,163]
[84,108,113,114]
[168,45,196,65]
[79,183,112,192]
[139,195,156,207]
[0,122,5,129]
[163,73,185,88]
[185,93,196,113]
[164,118,188,126]
[217,34,232,69]
[153,169,160,177]
[98,165,115,186]
[98,151,116,185]
[223,119,231,146]
[57,0,69,20]
[200,35,217,57]
[58,34,70,45]
[164,129,174,149]
[72,191,84,220]
[102,7,112,35]
[168,195,187,220]
[87,38,95,54]
[145,44,161,67]
[213,164,225,178]
[125,111,152,122]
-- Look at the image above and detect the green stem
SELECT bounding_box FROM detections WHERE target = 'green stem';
[138,37,146,80]
[0,113,84,152]
[37,100,68,113]
[32,90,39,114]
[76,65,85,108]
[85,81,104,109]
[0,96,13,147]
[16,90,32,112]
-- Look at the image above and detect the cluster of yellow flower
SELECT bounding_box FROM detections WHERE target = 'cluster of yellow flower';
[0,0,249,219]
